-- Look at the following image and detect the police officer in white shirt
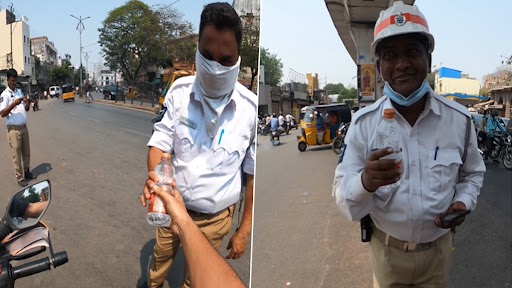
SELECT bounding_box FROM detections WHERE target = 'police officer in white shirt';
[332,2,485,288]
[0,69,35,187]
[140,3,256,288]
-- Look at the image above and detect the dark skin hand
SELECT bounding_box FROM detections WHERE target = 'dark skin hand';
[361,148,402,192]
[434,201,467,229]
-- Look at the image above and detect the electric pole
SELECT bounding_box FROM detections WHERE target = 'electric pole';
[9,4,15,69]
[70,15,90,97]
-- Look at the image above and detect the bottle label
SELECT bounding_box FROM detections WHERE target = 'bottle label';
[147,185,172,214]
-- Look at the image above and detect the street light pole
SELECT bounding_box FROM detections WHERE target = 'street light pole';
[71,15,90,97]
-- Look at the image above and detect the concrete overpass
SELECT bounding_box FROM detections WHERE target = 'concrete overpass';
[324,0,415,104]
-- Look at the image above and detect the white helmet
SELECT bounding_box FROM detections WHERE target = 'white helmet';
[371,1,434,55]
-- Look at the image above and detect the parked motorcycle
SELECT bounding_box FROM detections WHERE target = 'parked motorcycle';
[332,122,350,155]
[0,179,68,287]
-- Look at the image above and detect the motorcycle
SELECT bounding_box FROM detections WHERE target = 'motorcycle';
[332,122,350,155]
[0,179,68,287]
[32,93,39,112]
[502,134,512,170]
[480,133,512,169]
[270,129,280,146]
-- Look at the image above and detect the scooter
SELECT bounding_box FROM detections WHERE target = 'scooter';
[0,179,68,287]
[32,93,39,111]
[270,129,280,146]
[332,122,350,155]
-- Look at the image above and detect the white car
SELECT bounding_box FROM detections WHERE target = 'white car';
[49,86,62,98]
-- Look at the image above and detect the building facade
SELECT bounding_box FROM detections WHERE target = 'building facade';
[434,67,480,106]
[31,36,58,66]
[0,10,31,78]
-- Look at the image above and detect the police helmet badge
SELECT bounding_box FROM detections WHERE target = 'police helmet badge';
[394,12,407,26]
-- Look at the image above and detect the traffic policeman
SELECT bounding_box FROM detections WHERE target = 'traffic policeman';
[141,3,256,288]
[333,2,485,287]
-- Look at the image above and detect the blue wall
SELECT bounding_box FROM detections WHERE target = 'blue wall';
[439,67,462,79]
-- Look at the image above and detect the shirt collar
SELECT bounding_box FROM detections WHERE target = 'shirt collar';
[7,86,16,95]
[191,79,237,110]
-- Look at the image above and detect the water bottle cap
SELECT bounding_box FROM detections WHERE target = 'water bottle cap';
[383,109,396,119]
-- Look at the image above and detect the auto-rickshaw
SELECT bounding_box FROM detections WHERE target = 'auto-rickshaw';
[296,103,352,152]
[155,65,195,114]
[61,84,75,102]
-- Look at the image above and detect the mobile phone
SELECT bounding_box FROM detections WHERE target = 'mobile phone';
[440,210,471,225]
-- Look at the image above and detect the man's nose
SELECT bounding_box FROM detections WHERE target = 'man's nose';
[395,55,411,71]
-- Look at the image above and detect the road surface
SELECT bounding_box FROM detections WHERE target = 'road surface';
[252,130,511,288]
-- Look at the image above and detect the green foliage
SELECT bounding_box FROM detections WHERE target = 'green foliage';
[260,47,283,86]
[240,15,260,91]
[324,83,357,102]
[98,0,163,82]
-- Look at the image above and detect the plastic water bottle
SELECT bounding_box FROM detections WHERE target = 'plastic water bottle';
[377,108,402,188]
[147,153,174,226]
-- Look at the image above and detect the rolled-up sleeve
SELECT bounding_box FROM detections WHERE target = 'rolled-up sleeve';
[333,121,375,221]
[0,90,9,111]
[453,120,485,211]
[242,120,256,175]
[147,91,175,153]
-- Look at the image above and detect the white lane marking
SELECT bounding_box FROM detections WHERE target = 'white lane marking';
[87,117,100,123]
[123,128,151,138]
[69,112,79,116]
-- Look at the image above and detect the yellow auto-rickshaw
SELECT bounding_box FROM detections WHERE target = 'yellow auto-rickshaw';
[155,64,195,114]
[62,84,74,102]
[296,103,351,152]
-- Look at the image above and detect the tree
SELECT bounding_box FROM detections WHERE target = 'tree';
[98,0,163,83]
[50,65,73,85]
[74,66,87,86]
[240,15,260,91]
[260,47,283,86]
[324,83,345,95]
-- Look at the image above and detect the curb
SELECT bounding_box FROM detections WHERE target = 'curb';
[93,99,156,114]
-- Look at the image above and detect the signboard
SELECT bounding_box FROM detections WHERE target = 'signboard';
[359,64,375,100]
[6,10,15,25]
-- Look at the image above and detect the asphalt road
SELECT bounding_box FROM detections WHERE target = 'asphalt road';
[252,130,512,288]
[0,94,250,287]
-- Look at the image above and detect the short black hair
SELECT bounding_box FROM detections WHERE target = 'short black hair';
[6,68,18,79]
[199,2,242,54]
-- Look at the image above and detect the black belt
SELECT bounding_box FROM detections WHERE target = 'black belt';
[187,205,234,218]
[7,124,26,130]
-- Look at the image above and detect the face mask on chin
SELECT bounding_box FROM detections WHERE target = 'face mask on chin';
[383,79,431,107]
[195,49,240,99]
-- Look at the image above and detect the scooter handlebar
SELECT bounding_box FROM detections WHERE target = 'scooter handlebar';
[11,252,68,281]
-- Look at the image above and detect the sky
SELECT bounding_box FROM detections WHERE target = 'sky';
[3,0,223,73]
[261,0,512,88]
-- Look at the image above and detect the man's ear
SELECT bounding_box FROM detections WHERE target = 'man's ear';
[376,60,384,82]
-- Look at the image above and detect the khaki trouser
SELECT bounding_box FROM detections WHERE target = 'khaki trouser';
[148,205,235,288]
[370,230,454,288]
[7,124,30,181]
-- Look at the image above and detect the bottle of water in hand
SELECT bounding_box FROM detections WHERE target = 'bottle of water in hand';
[377,108,402,188]
[147,153,174,226]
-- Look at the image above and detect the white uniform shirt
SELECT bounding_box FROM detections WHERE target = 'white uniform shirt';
[278,115,285,126]
[286,114,292,123]
[333,92,485,243]
[148,76,257,214]
[0,87,27,126]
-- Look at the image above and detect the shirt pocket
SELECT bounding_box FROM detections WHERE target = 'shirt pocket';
[428,149,462,193]
[211,134,248,174]
[174,123,198,162]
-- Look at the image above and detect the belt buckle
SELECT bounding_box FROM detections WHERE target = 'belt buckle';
[403,241,417,252]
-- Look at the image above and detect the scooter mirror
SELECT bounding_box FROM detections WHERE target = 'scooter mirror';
[4,180,51,230]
